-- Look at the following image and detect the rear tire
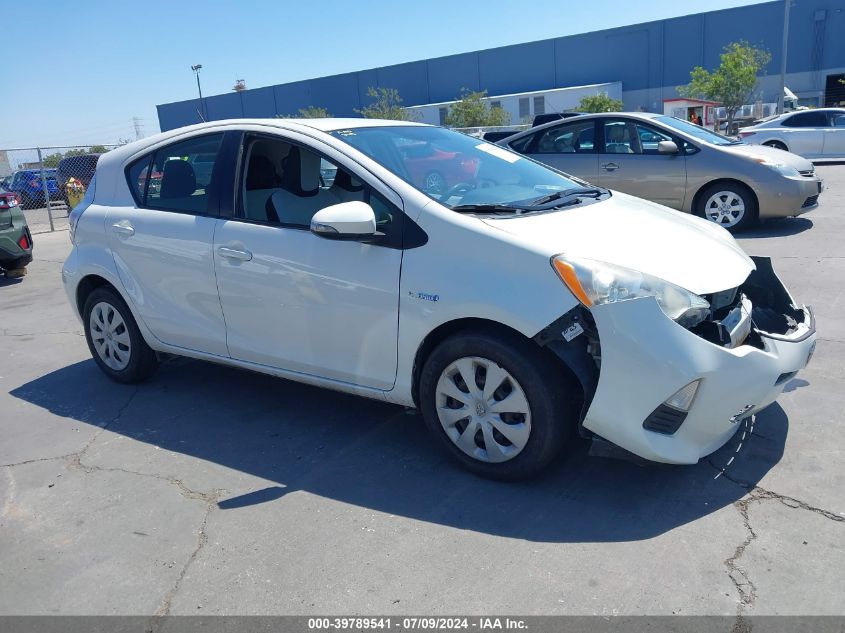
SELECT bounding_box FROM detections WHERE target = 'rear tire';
[83,286,158,383]
[419,331,576,480]
[763,140,788,151]
[695,182,758,233]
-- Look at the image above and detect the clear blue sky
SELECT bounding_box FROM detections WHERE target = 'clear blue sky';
[0,0,772,149]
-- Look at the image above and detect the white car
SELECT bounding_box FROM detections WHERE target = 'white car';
[63,119,816,479]
[738,108,845,160]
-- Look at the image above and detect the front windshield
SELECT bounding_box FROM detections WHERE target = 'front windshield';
[656,116,740,146]
[330,125,581,209]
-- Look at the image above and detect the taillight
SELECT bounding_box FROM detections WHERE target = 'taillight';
[737,131,755,139]
[18,233,30,250]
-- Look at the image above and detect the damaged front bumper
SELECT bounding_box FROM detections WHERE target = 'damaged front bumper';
[544,256,815,465]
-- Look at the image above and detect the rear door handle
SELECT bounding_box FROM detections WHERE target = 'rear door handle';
[217,246,253,262]
[600,162,619,172]
[112,220,135,237]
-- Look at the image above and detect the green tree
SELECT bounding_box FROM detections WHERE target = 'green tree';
[356,87,416,120]
[444,89,511,128]
[88,145,109,153]
[41,153,63,168]
[576,93,625,113]
[679,41,771,133]
[276,106,332,118]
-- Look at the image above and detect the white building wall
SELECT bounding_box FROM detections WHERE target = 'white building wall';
[407,82,623,126]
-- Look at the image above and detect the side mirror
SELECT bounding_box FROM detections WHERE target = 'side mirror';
[658,140,680,154]
[310,201,377,240]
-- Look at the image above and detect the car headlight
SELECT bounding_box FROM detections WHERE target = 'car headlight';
[766,162,800,178]
[749,156,800,178]
[551,255,710,328]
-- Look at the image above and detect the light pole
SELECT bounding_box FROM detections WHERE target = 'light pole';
[191,64,206,121]
[778,0,791,114]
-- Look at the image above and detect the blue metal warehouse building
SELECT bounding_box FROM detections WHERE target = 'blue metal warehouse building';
[156,0,845,131]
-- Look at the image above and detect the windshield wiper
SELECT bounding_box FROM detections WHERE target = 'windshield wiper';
[527,187,608,206]
[451,203,529,214]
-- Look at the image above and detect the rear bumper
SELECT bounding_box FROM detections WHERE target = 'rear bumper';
[0,251,32,270]
[581,260,815,464]
[0,227,33,269]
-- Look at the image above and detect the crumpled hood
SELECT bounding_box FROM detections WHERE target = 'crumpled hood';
[720,142,815,171]
[482,192,755,295]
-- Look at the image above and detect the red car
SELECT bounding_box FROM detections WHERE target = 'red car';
[398,142,478,194]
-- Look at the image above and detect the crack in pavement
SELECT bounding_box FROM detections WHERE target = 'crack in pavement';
[0,453,78,468]
[1,387,139,470]
[705,458,844,626]
[3,383,227,618]
[152,494,219,619]
[0,328,84,338]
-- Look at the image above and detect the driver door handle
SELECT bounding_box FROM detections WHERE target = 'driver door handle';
[111,220,135,237]
[601,162,619,172]
[217,246,253,262]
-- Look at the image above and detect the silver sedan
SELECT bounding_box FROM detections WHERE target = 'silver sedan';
[737,108,845,161]
[500,112,822,232]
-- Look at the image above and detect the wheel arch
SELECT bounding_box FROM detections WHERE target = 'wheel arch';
[691,178,759,218]
[761,138,789,151]
[75,274,115,316]
[410,316,585,408]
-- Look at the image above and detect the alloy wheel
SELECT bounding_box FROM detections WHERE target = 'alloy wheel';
[424,171,446,194]
[435,356,532,463]
[89,301,132,371]
[704,190,746,228]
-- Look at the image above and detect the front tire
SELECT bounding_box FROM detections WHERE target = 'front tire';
[83,287,158,383]
[419,331,576,480]
[695,182,758,232]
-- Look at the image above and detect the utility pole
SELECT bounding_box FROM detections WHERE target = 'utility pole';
[778,0,791,114]
[132,117,143,140]
[191,64,206,121]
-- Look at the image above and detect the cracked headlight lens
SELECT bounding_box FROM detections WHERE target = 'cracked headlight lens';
[552,254,710,328]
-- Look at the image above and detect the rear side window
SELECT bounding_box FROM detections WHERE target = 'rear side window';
[508,134,534,153]
[126,133,223,214]
[534,120,596,154]
[782,111,828,128]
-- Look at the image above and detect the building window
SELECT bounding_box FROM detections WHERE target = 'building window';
[519,98,530,120]
[533,96,545,116]
[490,100,502,110]
[439,107,448,125]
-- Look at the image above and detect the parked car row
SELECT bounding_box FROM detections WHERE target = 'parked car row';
[0,153,102,210]
[498,112,822,231]
[62,118,815,480]
[0,168,62,209]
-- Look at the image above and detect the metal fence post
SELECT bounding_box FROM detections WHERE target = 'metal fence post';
[35,147,55,232]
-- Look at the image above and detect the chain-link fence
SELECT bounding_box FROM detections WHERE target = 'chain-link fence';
[0,145,119,234]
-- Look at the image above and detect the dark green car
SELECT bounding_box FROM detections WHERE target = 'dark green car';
[0,190,33,278]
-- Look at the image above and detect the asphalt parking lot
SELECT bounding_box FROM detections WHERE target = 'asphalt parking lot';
[1,168,843,619]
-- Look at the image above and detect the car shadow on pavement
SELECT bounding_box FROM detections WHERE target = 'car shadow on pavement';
[10,356,787,543]
[738,217,813,238]
[0,275,25,287]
